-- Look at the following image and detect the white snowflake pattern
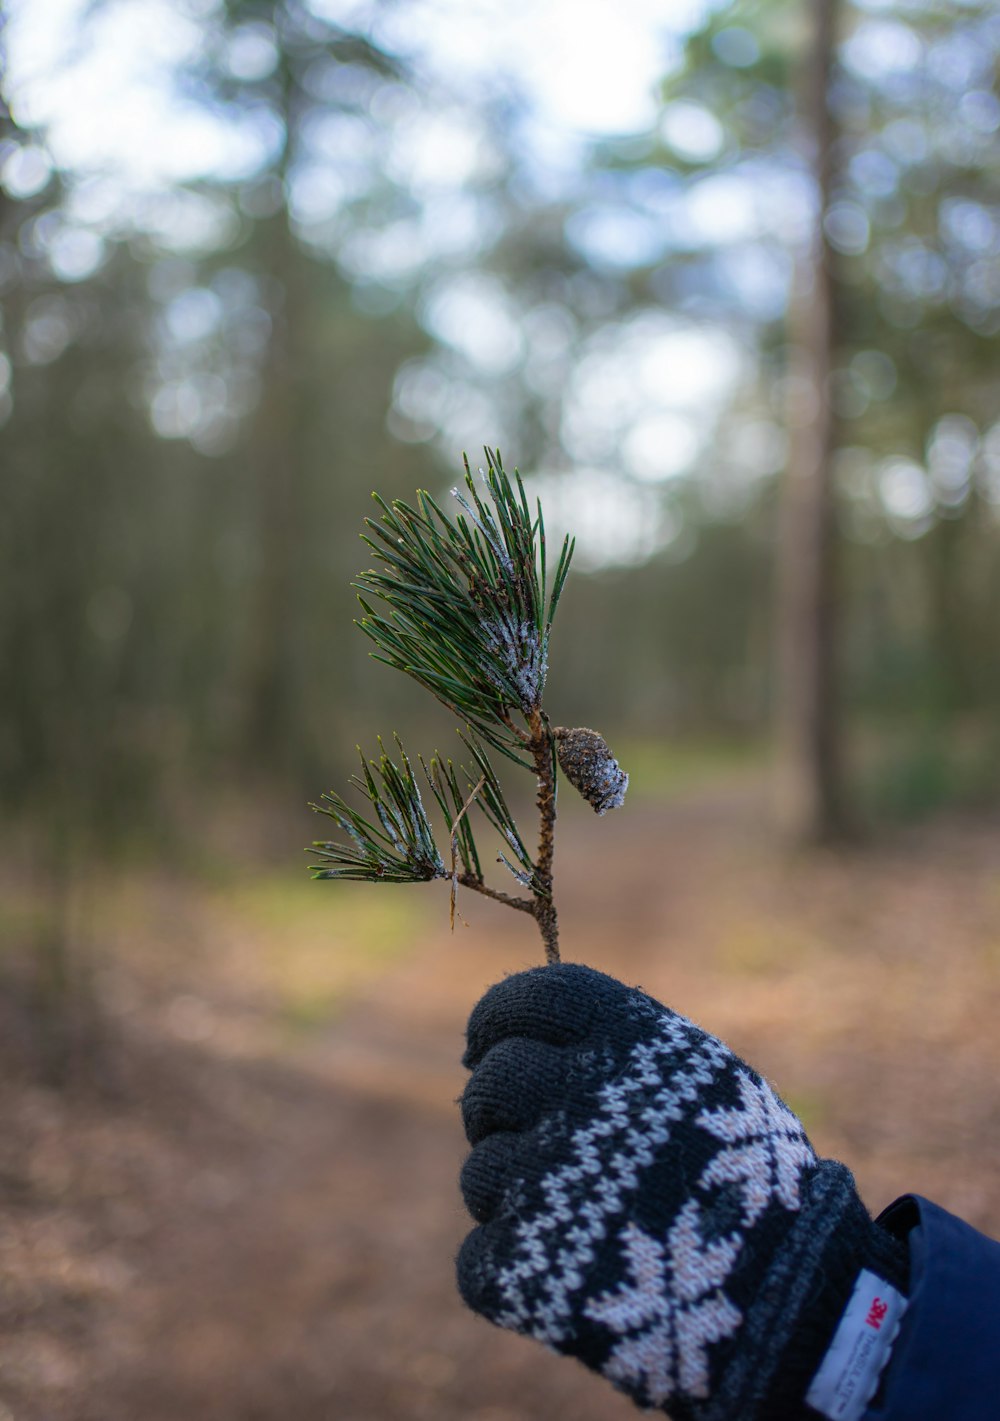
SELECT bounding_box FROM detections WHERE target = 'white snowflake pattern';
[584,1203,743,1404]
[696,1070,816,1226]
[493,1011,732,1343]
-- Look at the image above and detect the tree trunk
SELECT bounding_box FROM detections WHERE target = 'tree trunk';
[239,224,301,764]
[774,0,849,841]
[238,53,305,769]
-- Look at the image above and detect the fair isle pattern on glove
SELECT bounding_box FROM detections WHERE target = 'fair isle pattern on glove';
[457,965,908,1421]
[586,1206,743,1402]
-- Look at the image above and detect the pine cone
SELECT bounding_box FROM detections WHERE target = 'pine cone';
[554,727,628,816]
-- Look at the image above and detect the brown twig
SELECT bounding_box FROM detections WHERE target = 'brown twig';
[501,708,532,746]
[451,717,560,964]
[456,874,536,915]
[528,710,559,963]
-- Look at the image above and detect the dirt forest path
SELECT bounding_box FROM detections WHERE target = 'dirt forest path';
[5,787,1000,1420]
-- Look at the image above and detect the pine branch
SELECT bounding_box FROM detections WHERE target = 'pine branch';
[310,446,628,964]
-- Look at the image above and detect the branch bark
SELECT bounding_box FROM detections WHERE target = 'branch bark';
[529,712,560,963]
[457,874,535,915]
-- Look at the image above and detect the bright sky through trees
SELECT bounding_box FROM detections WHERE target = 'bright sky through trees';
[6,0,743,566]
[6,0,996,566]
[5,0,708,184]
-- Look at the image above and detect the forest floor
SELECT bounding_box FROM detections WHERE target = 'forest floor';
[4,778,1000,1421]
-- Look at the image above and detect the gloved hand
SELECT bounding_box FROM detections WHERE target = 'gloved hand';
[457,964,908,1421]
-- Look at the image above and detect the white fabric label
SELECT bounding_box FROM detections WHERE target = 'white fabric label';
[805,1268,908,1421]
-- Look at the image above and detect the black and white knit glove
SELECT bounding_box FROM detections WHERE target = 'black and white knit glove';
[457,964,908,1421]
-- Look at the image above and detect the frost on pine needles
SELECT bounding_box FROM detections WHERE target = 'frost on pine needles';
[481,616,549,713]
[309,447,629,964]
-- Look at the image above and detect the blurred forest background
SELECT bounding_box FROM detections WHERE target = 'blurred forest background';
[2,1,1000,1417]
[3,0,1000,859]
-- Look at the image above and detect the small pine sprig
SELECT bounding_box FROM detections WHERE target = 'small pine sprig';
[311,737,445,884]
[354,448,573,767]
[310,448,628,964]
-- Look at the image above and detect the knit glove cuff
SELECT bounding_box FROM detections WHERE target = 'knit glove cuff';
[457,965,908,1421]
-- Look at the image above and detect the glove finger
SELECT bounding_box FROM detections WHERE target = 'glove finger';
[460,1131,521,1223]
[463,962,626,1069]
[456,1218,509,1322]
[460,1036,569,1145]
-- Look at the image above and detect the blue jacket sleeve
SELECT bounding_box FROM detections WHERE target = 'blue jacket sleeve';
[862,1195,1000,1421]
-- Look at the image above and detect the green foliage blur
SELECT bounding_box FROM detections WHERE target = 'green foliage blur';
[1,0,998,877]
